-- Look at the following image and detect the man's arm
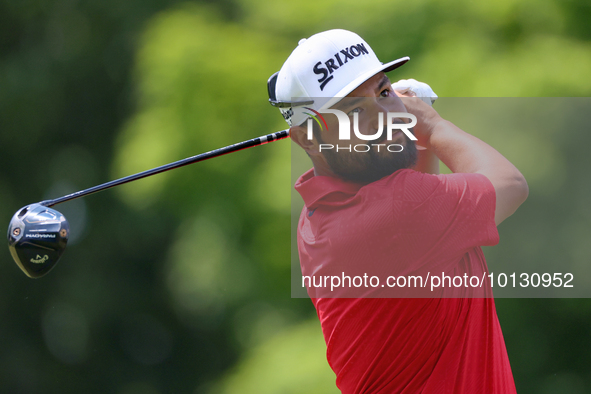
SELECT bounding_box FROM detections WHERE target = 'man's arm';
[412,148,440,175]
[403,97,529,226]
[394,81,439,175]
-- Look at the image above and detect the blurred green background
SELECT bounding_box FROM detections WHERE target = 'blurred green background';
[1,0,590,392]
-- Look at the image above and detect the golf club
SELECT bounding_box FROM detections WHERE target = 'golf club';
[7,129,289,278]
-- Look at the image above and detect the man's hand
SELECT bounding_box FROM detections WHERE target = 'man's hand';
[393,79,440,149]
[395,96,443,150]
[391,78,438,106]
[392,79,441,175]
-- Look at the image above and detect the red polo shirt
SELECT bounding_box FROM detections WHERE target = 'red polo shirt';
[295,168,516,393]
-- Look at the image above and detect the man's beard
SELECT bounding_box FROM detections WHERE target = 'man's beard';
[320,137,418,184]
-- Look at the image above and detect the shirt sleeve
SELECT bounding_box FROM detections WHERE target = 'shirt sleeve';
[434,171,498,247]
[385,170,499,270]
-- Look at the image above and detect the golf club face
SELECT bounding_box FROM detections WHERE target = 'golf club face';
[7,203,69,278]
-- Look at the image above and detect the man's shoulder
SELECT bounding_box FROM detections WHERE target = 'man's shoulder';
[359,169,442,200]
[371,170,493,192]
[357,170,495,213]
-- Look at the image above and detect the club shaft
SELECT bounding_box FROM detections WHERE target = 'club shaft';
[40,129,290,208]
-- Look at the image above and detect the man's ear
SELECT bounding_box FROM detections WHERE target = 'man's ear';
[290,124,321,156]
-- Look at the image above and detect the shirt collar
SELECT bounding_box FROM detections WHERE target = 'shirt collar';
[294,168,363,209]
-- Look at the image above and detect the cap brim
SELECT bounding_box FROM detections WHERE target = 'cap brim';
[322,56,409,110]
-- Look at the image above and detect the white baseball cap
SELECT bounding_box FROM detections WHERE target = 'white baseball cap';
[268,29,409,126]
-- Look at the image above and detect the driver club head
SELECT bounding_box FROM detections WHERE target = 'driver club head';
[7,203,69,278]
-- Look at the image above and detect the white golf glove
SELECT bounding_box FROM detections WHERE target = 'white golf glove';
[391,79,438,106]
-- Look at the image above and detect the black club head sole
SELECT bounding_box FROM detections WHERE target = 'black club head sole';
[7,203,69,278]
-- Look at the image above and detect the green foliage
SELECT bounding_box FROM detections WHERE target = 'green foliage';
[0,0,590,392]
[210,319,339,394]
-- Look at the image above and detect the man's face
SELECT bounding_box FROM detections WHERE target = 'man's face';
[313,72,417,184]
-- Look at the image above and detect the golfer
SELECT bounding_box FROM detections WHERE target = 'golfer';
[270,29,528,393]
